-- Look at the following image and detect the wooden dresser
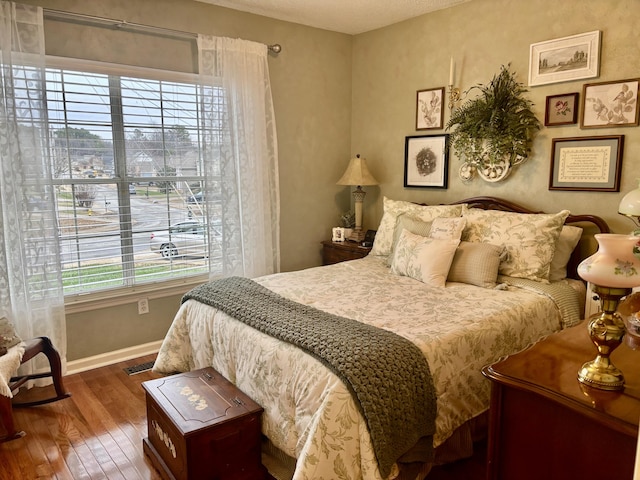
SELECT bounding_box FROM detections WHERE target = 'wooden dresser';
[321,240,371,265]
[483,322,640,480]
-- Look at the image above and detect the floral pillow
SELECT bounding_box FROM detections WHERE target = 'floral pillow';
[390,229,460,287]
[370,197,464,257]
[0,316,22,356]
[462,207,570,283]
[386,214,433,265]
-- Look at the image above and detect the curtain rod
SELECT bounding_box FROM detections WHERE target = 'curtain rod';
[42,8,282,54]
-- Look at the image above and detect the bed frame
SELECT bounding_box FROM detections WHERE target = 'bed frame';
[445,196,610,280]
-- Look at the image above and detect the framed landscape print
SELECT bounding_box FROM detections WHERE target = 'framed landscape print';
[404,134,449,188]
[549,135,624,191]
[545,93,579,126]
[580,79,640,128]
[416,87,444,130]
[529,30,600,87]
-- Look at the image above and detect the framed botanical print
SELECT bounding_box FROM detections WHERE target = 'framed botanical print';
[404,134,449,188]
[580,79,640,128]
[416,87,444,130]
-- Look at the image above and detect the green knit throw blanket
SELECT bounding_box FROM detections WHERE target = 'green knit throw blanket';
[183,276,436,477]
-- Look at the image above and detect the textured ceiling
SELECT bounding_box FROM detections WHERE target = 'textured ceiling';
[194,0,473,35]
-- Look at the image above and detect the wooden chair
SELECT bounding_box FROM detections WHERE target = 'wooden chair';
[0,336,71,442]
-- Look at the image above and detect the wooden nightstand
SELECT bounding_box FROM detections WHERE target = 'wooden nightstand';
[321,240,371,265]
[482,322,640,480]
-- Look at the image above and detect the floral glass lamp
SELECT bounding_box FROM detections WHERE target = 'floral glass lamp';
[619,180,640,234]
[577,233,640,390]
[337,154,378,242]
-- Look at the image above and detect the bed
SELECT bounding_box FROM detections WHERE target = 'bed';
[153,196,609,480]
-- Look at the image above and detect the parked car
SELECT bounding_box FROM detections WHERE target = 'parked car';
[187,191,204,204]
[129,184,137,194]
[150,221,208,258]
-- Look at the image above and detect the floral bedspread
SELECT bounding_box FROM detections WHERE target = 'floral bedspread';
[154,255,578,480]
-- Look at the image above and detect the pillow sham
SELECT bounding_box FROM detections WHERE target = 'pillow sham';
[549,225,583,282]
[447,241,505,288]
[390,229,460,287]
[461,207,570,283]
[429,216,467,240]
[370,197,464,257]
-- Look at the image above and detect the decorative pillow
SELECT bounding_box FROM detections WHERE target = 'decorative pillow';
[549,225,583,282]
[0,316,22,356]
[447,241,505,288]
[461,207,570,283]
[390,229,460,287]
[386,214,433,265]
[429,217,467,240]
[370,197,464,257]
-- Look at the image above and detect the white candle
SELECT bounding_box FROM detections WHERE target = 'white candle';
[449,57,455,86]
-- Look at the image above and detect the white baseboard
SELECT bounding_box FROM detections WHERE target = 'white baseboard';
[66,340,163,375]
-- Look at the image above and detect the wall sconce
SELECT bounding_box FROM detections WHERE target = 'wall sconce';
[448,57,461,111]
[337,154,378,242]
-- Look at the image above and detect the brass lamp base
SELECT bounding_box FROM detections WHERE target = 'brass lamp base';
[577,285,630,391]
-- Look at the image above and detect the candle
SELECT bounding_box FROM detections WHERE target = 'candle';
[449,57,455,86]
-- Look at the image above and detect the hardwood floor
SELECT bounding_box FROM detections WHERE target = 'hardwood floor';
[0,355,487,479]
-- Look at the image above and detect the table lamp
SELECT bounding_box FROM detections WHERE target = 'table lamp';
[577,233,640,390]
[619,180,640,234]
[337,154,378,242]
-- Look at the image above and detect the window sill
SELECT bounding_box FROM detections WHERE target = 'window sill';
[64,275,208,314]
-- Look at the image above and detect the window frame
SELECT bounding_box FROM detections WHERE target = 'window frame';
[44,56,212,309]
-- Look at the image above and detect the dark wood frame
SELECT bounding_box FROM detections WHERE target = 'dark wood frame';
[544,92,579,126]
[415,87,445,130]
[580,79,640,128]
[404,134,449,188]
[549,135,624,192]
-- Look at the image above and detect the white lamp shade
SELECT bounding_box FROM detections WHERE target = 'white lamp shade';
[578,234,640,288]
[337,155,378,186]
[619,182,640,216]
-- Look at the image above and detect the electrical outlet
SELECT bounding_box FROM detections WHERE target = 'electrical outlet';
[138,298,149,315]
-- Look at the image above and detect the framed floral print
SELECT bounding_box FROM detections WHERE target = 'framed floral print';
[416,87,444,130]
[580,79,640,128]
[545,93,579,126]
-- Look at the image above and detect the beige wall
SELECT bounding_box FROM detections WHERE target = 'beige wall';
[18,0,640,360]
[353,0,640,235]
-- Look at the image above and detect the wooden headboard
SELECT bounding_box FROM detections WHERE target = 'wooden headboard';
[445,196,610,280]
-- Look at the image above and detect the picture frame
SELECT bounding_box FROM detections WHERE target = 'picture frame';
[544,92,579,126]
[580,79,640,128]
[549,135,624,192]
[416,87,445,130]
[404,134,449,188]
[529,30,600,87]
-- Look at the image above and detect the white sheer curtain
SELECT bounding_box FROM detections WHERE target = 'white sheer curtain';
[198,36,280,279]
[0,2,66,373]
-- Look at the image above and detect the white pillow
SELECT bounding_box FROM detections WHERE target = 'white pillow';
[429,217,467,240]
[390,229,460,287]
[462,207,570,283]
[370,197,464,257]
[549,225,583,282]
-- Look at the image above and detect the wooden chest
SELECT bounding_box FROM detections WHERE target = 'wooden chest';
[142,367,267,480]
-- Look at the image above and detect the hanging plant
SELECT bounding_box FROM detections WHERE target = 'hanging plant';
[446,64,541,182]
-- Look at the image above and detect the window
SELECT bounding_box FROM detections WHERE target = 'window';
[45,58,223,297]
